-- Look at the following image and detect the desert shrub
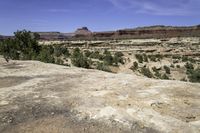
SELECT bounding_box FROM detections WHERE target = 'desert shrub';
[53,45,70,57]
[72,48,81,58]
[84,50,92,57]
[188,68,200,83]
[71,48,90,68]
[90,51,101,59]
[155,71,162,78]
[102,50,113,65]
[0,39,20,61]
[141,67,153,78]
[164,65,171,74]
[97,62,111,72]
[115,52,124,57]
[38,46,55,63]
[143,54,148,62]
[176,65,181,68]
[61,47,70,57]
[152,66,159,72]
[148,55,157,62]
[54,45,63,57]
[188,58,196,63]
[135,54,143,63]
[185,62,194,70]
[172,55,181,60]
[113,52,124,65]
[131,61,138,71]
[162,74,169,80]
[103,49,111,55]
[173,60,179,64]
[103,54,113,65]
[155,54,164,60]
[170,64,175,68]
[182,56,188,62]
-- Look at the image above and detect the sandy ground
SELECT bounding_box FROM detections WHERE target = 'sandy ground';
[0,57,200,133]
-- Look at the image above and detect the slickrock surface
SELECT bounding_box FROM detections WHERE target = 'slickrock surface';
[0,58,200,133]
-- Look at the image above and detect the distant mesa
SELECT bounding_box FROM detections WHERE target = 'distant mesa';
[75,27,92,36]
[1,25,200,41]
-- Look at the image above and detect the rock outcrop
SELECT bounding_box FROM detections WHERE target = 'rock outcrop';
[0,58,200,133]
[75,27,92,36]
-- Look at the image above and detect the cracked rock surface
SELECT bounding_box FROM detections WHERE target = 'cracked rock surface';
[0,58,200,133]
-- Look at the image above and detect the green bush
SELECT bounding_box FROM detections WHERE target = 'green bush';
[182,56,188,62]
[170,64,175,68]
[188,68,200,83]
[152,66,159,72]
[164,65,171,74]
[84,50,92,57]
[135,54,143,63]
[54,45,63,57]
[71,48,90,68]
[103,54,113,65]
[97,62,111,72]
[148,55,157,62]
[143,54,148,62]
[102,50,113,65]
[172,55,181,60]
[0,30,41,62]
[155,71,162,78]
[114,52,124,57]
[176,65,181,68]
[141,67,153,78]
[185,62,194,70]
[185,62,194,74]
[155,54,163,60]
[90,51,101,59]
[131,61,138,71]
[113,52,124,66]
[38,46,55,63]
[162,74,169,80]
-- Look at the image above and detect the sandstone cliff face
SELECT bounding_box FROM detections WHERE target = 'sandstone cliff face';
[75,25,200,40]
[3,25,199,41]
[115,26,200,39]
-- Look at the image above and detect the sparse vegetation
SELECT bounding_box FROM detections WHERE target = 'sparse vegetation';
[176,65,181,68]
[140,67,153,78]
[71,48,90,68]
[131,61,138,71]
[162,74,169,80]
[97,62,111,72]
[187,68,200,83]
[164,65,171,74]
[135,54,143,63]
[0,30,41,62]
[0,30,199,83]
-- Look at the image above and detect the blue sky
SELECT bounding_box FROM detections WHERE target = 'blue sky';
[0,0,200,35]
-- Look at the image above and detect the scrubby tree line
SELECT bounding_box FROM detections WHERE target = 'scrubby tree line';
[0,30,70,65]
[0,31,41,61]
[0,30,125,73]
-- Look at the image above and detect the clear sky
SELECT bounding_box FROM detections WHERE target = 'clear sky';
[1,0,200,35]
